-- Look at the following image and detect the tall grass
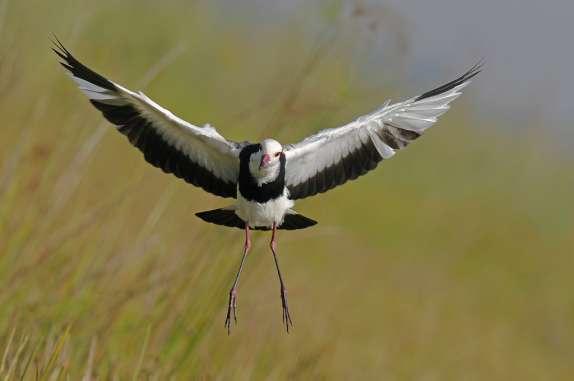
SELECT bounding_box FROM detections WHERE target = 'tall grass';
[1,0,573,379]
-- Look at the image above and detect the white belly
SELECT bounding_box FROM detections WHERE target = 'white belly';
[235,188,294,228]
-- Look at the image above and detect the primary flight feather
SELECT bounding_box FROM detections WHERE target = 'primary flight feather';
[53,38,480,332]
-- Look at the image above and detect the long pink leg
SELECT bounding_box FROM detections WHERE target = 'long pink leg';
[270,223,293,332]
[225,223,251,334]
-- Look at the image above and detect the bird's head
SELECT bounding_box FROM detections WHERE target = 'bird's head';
[249,139,284,184]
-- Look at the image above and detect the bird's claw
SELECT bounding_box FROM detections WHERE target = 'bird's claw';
[225,289,238,334]
[280,287,293,333]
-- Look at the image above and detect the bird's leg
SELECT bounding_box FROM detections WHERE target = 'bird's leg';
[225,223,251,334]
[270,223,293,332]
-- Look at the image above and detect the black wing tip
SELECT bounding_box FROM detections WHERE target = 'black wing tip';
[50,35,117,91]
[50,34,73,65]
[415,60,483,102]
[463,59,484,81]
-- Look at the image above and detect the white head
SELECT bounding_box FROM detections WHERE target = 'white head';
[249,139,284,184]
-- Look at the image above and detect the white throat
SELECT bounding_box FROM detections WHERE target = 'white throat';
[249,161,280,186]
[248,139,284,186]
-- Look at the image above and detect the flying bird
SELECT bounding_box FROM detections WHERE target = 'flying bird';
[53,39,480,333]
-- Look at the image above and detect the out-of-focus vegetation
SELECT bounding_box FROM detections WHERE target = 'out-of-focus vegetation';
[1,0,573,379]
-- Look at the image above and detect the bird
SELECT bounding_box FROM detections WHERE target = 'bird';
[53,38,480,333]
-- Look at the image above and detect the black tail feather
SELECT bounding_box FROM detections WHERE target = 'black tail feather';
[196,209,244,229]
[280,213,317,230]
[195,208,317,231]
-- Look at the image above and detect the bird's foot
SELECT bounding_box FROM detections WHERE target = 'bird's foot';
[280,287,293,333]
[225,288,238,334]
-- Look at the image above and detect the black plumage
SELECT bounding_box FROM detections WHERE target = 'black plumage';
[415,63,482,102]
[52,38,115,92]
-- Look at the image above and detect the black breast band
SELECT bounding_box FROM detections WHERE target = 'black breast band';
[238,145,286,203]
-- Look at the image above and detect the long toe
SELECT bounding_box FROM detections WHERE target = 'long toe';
[280,289,293,332]
[225,290,238,334]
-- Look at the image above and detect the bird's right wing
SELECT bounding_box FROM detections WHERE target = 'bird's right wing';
[284,63,481,200]
[54,39,244,198]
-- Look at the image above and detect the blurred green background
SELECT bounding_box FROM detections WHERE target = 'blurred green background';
[1,0,573,379]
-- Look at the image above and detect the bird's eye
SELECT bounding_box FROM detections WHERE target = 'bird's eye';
[274,152,281,157]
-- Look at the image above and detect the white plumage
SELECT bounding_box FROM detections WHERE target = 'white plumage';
[235,188,294,227]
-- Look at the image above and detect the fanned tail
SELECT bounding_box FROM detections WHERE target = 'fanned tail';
[195,208,317,230]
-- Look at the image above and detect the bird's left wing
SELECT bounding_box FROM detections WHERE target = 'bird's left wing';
[53,40,244,198]
[284,64,481,200]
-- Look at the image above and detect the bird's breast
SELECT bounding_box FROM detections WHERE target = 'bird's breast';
[235,188,294,228]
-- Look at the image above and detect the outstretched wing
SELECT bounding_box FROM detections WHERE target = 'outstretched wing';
[53,39,243,198]
[284,63,481,200]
